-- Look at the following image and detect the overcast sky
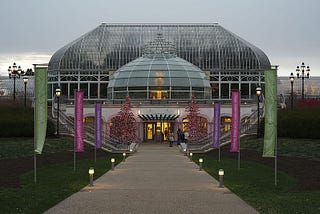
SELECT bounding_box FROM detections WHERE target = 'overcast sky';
[0,0,319,77]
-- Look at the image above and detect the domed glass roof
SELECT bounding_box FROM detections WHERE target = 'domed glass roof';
[108,35,211,101]
[48,23,271,72]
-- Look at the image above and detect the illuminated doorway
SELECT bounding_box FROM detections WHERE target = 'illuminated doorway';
[143,121,172,142]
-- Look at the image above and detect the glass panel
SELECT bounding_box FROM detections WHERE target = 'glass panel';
[149,71,169,77]
[114,78,128,87]
[100,83,108,98]
[90,83,98,98]
[130,71,148,77]
[170,78,189,86]
[127,78,147,86]
[221,83,229,98]
[149,77,170,86]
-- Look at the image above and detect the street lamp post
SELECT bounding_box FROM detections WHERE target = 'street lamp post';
[289,73,295,109]
[23,77,29,108]
[8,62,22,100]
[296,62,310,100]
[55,88,61,137]
[256,87,262,137]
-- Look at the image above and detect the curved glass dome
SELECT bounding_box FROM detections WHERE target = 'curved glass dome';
[47,23,271,101]
[48,23,270,72]
[108,54,211,100]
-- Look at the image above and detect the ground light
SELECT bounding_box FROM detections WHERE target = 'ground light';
[23,76,28,107]
[189,152,193,161]
[219,169,224,188]
[88,167,94,186]
[111,158,115,170]
[183,148,187,156]
[199,158,203,171]
[122,153,126,162]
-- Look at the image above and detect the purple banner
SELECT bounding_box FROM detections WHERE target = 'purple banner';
[213,102,221,148]
[75,90,84,152]
[95,102,102,148]
[230,91,240,152]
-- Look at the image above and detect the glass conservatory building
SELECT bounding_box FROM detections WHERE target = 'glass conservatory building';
[48,23,271,102]
[48,23,271,142]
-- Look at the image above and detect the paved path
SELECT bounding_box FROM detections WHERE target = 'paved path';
[45,144,258,214]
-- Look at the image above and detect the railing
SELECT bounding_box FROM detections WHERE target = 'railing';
[186,105,264,153]
[52,103,139,153]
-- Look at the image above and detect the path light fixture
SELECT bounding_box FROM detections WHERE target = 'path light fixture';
[55,88,61,137]
[218,169,224,188]
[111,158,115,170]
[23,76,29,107]
[289,72,295,109]
[189,152,193,161]
[88,167,94,186]
[183,148,187,156]
[256,86,262,137]
[296,62,310,100]
[8,62,22,100]
[130,149,133,153]
[199,158,203,171]
[122,152,126,162]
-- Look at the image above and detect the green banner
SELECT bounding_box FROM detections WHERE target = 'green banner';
[263,68,277,157]
[34,66,48,154]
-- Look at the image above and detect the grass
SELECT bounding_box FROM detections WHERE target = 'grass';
[241,136,320,160]
[0,137,75,160]
[1,136,319,213]
[0,155,122,214]
[192,153,320,214]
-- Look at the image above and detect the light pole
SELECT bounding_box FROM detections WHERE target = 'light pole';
[289,73,295,109]
[8,62,22,100]
[296,62,310,100]
[23,76,29,108]
[55,88,61,137]
[256,87,262,137]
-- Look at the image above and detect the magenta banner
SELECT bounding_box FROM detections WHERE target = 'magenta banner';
[95,102,102,148]
[230,91,240,152]
[75,90,84,152]
[213,102,221,148]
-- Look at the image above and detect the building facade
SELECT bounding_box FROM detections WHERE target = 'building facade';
[48,23,271,142]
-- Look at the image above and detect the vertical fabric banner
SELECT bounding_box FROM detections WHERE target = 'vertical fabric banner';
[95,102,102,148]
[34,66,48,154]
[75,90,84,152]
[230,91,240,152]
[213,102,221,148]
[263,68,277,157]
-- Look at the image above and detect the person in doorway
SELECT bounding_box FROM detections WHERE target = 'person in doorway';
[169,131,174,147]
[177,128,183,145]
[169,132,174,147]
[184,131,189,144]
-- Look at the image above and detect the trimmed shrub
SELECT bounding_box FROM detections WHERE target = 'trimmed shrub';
[0,103,55,137]
[260,107,320,139]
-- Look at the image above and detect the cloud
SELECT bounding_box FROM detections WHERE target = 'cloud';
[0,53,51,76]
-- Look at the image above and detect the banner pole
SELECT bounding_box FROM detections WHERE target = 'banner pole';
[238,140,240,171]
[33,64,37,184]
[74,141,76,172]
[275,66,278,186]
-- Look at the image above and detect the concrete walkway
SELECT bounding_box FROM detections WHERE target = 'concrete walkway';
[45,144,258,214]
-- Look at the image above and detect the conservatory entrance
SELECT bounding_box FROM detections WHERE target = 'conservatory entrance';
[138,113,179,142]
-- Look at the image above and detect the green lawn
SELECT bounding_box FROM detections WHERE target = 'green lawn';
[0,137,74,160]
[0,155,121,213]
[1,137,319,213]
[241,136,320,160]
[192,153,320,214]
[0,137,122,213]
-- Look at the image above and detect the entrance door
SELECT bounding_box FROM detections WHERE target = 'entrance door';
[143,121,172,142]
